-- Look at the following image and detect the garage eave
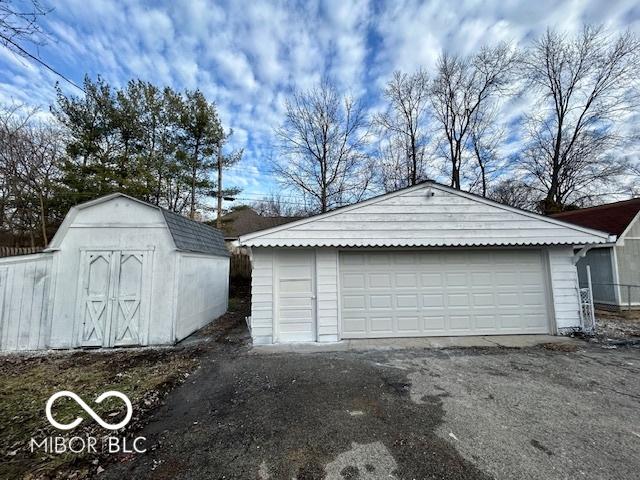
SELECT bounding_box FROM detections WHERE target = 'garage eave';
[242,239,610,248]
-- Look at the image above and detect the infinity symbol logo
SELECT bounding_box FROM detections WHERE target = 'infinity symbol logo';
[45,391,133,431]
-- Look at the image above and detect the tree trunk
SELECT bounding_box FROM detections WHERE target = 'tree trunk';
[410,134,417,185]
[37,191,48,245]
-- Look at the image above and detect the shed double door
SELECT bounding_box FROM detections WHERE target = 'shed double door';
[79,250,150,347]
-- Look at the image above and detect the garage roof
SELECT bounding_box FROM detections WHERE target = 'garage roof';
[239,182,614,248]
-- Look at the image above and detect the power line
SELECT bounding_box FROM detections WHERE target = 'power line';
[0,34,84,91]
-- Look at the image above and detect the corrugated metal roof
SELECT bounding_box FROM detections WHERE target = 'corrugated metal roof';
[245,239,603,248]
[161,209,229,257]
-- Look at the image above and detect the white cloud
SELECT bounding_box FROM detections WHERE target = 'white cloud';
[0,0,638,203]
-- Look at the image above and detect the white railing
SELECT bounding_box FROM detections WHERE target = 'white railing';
[578,265,596,333]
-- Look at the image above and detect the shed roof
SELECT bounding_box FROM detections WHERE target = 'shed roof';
[47,193,229,256]
[550,198,640,237]
[239,182,614,248]
[161,209,229,256]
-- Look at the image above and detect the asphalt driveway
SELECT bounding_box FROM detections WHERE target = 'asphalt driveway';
[99,335,640,480]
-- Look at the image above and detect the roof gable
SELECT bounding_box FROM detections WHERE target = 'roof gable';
[551,198,640,237]
[240,182,612,248]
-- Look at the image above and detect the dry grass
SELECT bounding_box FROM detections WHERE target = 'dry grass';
[0,346,202,479]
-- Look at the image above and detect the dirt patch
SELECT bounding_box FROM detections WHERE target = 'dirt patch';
[0,294,250,480]
[594,309,640,344]
[540,342,579,352]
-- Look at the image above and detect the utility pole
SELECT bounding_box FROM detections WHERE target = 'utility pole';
[216,144,223,229]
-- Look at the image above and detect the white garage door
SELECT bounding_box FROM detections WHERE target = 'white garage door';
[340,250,550,338]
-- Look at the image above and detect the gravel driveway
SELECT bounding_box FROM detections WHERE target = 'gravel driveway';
[101,341,640,479]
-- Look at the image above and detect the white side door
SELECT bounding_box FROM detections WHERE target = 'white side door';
[276,250,316,342]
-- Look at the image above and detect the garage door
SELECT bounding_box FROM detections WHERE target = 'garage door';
[340,250,550,338]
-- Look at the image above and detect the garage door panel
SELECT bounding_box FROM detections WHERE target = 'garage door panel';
[343,295,366,309]
[447,293,470,307]
[343,273,365,288]
[368,273,391,288]
[370,295,392,309]
[424,316,446,330]
[421,273,443,287]
[397,295,418,308]
[472,293,495,306]
[423,294,444,307]
[340,250,550,338]
[370,317,393,332]
[396,273,418,287]
[397,316,419,332]
[450,316,472,330]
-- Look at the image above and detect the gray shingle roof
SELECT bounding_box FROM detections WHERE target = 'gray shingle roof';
[161,209,229,257]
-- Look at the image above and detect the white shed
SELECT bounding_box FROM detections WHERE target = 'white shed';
[0,193,229,351]
[239,182,613,344]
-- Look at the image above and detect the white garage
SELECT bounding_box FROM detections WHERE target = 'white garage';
[239,182,613,345]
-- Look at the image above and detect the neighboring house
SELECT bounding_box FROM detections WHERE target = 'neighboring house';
[552,198,640,309]
[220,207,302,252]
[239,181,612,344]
[0,193,229,351]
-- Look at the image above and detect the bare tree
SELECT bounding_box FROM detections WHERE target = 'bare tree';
[251,194,308,217]
[467,105,504,197]
[520,25,640,213]
[0,104,63,246]
[0,0,49,56]
[431,43,519,189]
[273,80,372,213]
[375,69,431,190]
[489,178,537,210]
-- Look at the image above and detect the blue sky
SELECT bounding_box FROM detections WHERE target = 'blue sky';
[1,0,639,209]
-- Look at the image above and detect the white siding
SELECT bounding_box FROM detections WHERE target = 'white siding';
[548,247,581,331]
[0,254,54,351]
[251,248,275,344]
[1,195,229,351]
[242,184,610,248]
[49,200,177,348]
[251,246,583,344]
[175,253,229,341]
[316,248,339,342]
[616,239,640,305]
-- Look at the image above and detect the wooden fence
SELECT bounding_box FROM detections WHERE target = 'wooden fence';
[230,252,251,280]
[0,246,44,258]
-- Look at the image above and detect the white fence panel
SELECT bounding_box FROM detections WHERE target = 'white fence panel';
[0,253,54,351]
